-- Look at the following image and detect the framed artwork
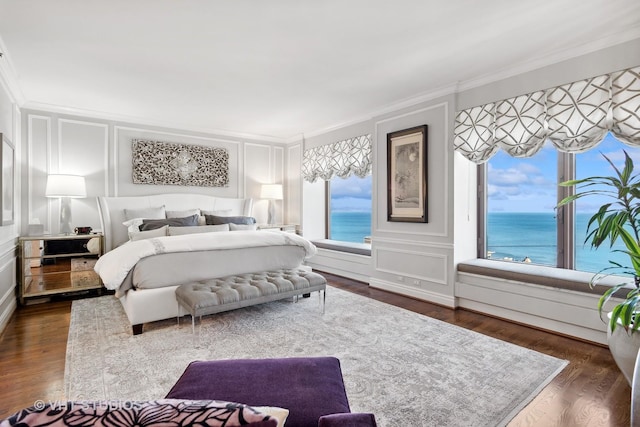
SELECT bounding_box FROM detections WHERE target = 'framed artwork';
[1,134,14,225]
[387,125,428,223]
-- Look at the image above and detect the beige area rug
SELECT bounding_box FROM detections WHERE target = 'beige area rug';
[64,287,567,426]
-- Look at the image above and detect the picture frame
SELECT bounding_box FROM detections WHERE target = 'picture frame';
[1,133,14,226]
[387,125,428,223]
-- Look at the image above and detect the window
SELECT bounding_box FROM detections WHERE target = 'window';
[327,174,372,244]
[485,142,558,267]
[483,132,638,273]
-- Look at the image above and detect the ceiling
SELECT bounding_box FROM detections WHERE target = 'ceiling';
[0,1,639,142]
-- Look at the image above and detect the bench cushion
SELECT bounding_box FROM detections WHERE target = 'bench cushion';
[175,269,326,317]
[166,357,351,427]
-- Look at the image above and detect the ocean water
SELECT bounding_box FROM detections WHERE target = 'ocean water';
[330,210,629,274]
[488,212,630,273]
[330,212,371,243]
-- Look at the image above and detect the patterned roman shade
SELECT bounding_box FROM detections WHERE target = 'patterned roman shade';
[454,66,640,163]
[302,134,372,183]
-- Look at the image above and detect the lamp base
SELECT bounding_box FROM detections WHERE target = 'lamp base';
[60,197,73,234]
[267,200,276,225]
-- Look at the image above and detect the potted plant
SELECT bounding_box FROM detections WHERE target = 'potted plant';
[557,150,640,384]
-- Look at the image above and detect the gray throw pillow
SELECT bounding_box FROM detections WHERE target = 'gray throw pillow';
[204,214,256,225]
[140,214,200,231]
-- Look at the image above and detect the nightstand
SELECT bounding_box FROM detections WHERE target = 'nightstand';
[18,233,104,304]
[257,224,298,234]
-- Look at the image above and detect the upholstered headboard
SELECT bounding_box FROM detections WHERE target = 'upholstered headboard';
[97,194,253,252]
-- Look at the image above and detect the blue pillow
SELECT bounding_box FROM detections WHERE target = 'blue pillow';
[140,214,199,231]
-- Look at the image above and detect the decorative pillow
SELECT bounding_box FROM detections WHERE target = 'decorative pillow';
[140,214,200,231]
[252,406,289,427]
[124,205,165,221]
[229,223,258,231]
[201,209,232,217]
[122,218,144,233]
[166,208,200,218]
[0,399,278,427]
[205,215,257,225]
[130,225,168,241]
[168,224,230,235]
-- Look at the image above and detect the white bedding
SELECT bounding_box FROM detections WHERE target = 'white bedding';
[95,230,317,291]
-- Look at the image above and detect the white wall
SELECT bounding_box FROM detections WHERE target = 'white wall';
[0,75,19,332]
[21,112,287,236]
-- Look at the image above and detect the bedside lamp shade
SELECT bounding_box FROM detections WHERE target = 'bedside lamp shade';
[260,184,283,200]
[45,174,87,198]
[260,184,283,225]
[46,174,86,234]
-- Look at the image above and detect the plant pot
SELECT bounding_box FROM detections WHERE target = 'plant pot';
[607,312,640,386]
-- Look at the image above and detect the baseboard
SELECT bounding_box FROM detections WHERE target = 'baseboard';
[369,278,456,308]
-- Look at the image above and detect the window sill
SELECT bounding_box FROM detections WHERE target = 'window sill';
[457,258,633,297]
[312,239,371,256]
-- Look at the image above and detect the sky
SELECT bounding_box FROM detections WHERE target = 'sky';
[487,132,640,213]
[330,174,372,212]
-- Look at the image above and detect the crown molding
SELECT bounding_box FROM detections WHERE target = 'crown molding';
[457,27,640,93]
[292,83,458,143]
[294,30,640,143]
[22,100,288,144]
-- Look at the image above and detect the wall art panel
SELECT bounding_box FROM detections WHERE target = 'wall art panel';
[132,139,229,187]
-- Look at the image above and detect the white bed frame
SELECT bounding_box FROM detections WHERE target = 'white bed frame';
[96,193,253,334]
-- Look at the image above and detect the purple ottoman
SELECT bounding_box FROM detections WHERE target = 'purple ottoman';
[165,357,372,427]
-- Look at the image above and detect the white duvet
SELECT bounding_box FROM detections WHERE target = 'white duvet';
[94,230,317,290]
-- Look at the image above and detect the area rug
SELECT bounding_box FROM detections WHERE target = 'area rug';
[64,287,567,426]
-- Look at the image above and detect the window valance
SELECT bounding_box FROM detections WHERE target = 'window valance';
[302,134,372,183]
[454,66,640,163]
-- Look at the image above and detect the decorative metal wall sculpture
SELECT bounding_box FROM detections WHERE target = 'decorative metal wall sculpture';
[132,139,229,187]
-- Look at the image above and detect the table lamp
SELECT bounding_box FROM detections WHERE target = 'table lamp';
[260,184,283,225]
[45,174,86,234]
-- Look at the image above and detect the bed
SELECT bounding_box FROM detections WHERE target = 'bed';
[95,193,317,334]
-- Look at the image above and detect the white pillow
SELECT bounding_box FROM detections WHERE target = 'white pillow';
[166,208,200,218]
[130,225,168,241]
[229,223,258,231]
[123,218,144,233]
[124,205,165,220]
[167,224,229,235]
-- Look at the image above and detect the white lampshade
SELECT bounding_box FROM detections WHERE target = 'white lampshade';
[45,174,87,198]
[260,184,283,200]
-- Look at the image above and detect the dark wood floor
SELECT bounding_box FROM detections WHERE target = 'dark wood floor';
[0,272,631,426]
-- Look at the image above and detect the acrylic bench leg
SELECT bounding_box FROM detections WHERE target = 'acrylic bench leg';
[319,289,326,314]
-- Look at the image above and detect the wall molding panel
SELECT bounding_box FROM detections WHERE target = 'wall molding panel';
[374,102,450,239]
[456,271,608,344]
[370,277,456,307]
[114,125,244,199]
[374,246,448,286]
[286,144,302,226]
[27,115,51,228]
[58,118,109,194]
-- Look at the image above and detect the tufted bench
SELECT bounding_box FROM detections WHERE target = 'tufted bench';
[176,268,327,330]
